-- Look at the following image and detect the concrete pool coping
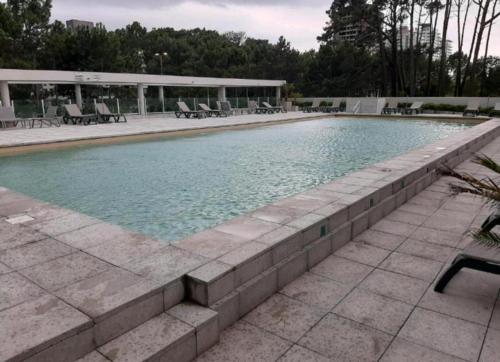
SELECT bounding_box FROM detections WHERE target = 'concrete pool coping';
[1,117,500,361]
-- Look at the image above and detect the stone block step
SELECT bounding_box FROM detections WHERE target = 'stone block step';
[77,302,219,362]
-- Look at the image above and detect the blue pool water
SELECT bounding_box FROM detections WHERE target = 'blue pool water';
[0,118,470,241]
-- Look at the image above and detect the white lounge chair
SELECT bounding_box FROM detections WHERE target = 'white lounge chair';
[30,105,61,127]
[175,102,207,119]
[63,104,98,125]
[198,103,228,117]
[0,106,31,128]
[463,100,480,117]
[96,103,127,123]
[404,102,423,115]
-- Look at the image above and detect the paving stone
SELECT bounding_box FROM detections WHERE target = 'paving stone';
[409,226,463,247]
[298,313,392,361]
[397,238,457,262]
[277,345,330,362]
[286,213,325,230]
[20,252,112,291]
[441,268,500,300]
[386,210,429,225]
[125,245,208,284]
[0,294,92,362]
[359,269,429,304]
[419,287,495,326]
[399,308,486,361]
[84,234,164,266]
[379,252,443,281]
[243,293,324,342]
[76,351,109,362]
[0,238,75,270]
[311,255,373,288]
[277,250,308,289]
[214,216,281,240]
[372,219,418,237]
[273,195,330,212]
[210,291,239,332]
[98,313,195,362]
[421,210,474,234]
[30,212,100,236]
[238,267,278,317]
[480,328,500,362]
[354,229,406,250]
[334,240,391,267]
[188,260,234,306]
[251,205,308,224]
[333,288,413,335]
[0,222,46,250]
[175,229,247,259]
[197,320,291,362]
[56,267,161,320]
[0,262,11,275]
[55,222,145,250]
[381,337,467,362]
[0,272,46,311]
[280,272,350,312]
[408,195,444,208]
[398,202,440,216]
[490,302,500,330]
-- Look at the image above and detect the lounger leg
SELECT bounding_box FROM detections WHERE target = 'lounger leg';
[434,255,470,293]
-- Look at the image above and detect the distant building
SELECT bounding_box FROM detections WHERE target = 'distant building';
[333,16,370,44]
[66,19,95,30]
[394,24,452,58]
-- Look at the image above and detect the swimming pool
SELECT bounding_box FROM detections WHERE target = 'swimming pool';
[0,118,470,241]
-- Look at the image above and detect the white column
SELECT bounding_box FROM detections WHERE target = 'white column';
[137,84,146,116]
[75,84,83,109]
[275,86,282,105]
[158,86,165,112]
[218,86,226,102]
[1,81,11,107]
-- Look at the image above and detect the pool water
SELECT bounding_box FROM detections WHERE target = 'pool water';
[0,118,470,242]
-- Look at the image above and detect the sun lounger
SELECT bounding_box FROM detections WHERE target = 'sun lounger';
[198,103,228,117]
[30,105,61,128]
[175,102,207,119]
[324,99,341,113]
[489,103,500,117]
[63,104,98,125]
[96,103,127,123]
[220,101,237,116]
[463,100,480,117]
[404,102,423,115]
[304,99,321,113]
[434,211,500,293]
[383,99,399,114]
[0,106,31,128]
[248,100,258,114]
[262,101,286,114]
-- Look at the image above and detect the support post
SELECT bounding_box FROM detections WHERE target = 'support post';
[218,86,226,102]
[137,84,146,116]
[275,86,281,105]
[0,81,11,107]
[75,84,83,109]
[158,86,165,112]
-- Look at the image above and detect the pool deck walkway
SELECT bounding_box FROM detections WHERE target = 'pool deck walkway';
[1,117,500,361]
[0,112,326,150]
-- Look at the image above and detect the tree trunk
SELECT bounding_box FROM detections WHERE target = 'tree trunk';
[480,0,498,95]
[438,0,452,95]
[409,0,416,96]
[460,0,482,94]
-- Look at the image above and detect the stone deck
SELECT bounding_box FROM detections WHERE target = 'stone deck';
[197,139,500,362]
[0,112,325,149]
[1,117,500,361]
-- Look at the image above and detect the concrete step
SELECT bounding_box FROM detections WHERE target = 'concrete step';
[77,302,219,362]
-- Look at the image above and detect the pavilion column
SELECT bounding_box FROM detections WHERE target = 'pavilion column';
[137,83,146,116]
[275,86,281,105]
[74,84,83,109]
[218,86,226,102]
[158,86,165,112]
[0,81,10,107]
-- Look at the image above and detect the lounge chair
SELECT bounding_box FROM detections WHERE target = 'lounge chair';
[262,101,287,114]
[30,105,61,127]
[198,103,228,117]
[0,106,31,128]
[220,101,237,116]
[96,103,127,123]
[63,104,98,125]
[325,99,341,113]
[489,103,500,117]
[175,102,207,119]
[383,99,399,114]
[463,100,480,117]
[248,100,258,114]
[404,102,423,115]
[434,212,500,293]
[304,100,321,113]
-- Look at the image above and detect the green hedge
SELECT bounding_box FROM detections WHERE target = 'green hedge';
[422,103,466,112]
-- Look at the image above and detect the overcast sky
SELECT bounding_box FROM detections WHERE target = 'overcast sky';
[50,0,500,55]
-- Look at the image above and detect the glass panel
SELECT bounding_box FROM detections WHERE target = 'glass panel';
[12,100,42,118]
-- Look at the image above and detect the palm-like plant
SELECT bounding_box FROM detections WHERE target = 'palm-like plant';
[442,154,500,248]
